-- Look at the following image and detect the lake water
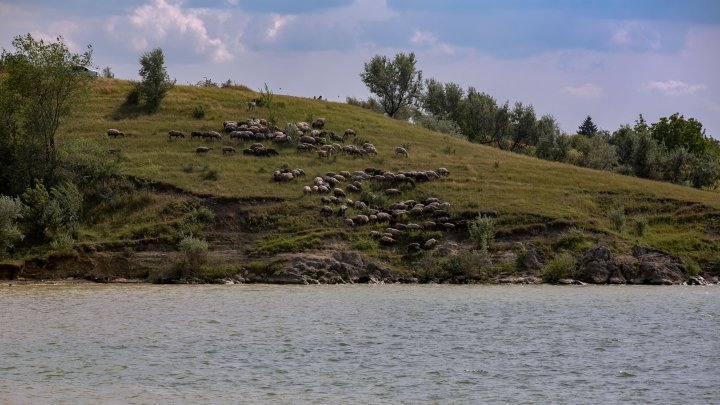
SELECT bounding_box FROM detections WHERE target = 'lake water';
[1,284,718,404]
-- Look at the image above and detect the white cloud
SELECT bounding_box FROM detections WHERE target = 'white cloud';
[610,21,661,50]
[410,30,456,55]
[108,0,232,62]
[266,14,295,40]
[561,83,603,99]
[645,80,706,96]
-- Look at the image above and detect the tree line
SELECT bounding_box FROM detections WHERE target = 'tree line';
[358,52,720,189]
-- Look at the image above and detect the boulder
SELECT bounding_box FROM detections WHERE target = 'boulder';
[579,245,617,284]
[632,246,687,285]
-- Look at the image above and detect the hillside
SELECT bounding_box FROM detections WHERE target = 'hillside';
[25,78,719,282]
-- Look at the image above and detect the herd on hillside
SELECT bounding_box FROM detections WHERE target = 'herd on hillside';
[106,116,454,251]
[106,117,409,159]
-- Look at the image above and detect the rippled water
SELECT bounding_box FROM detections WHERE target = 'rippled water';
[1,284,718,404]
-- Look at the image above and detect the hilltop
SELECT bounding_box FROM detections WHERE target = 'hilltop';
[8,78,718,284]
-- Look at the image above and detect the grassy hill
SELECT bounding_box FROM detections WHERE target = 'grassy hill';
[50,78,719,279]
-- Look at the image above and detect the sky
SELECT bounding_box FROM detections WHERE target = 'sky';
[2,0,719,138]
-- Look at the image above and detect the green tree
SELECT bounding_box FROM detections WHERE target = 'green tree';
[360,52,423,117]
[632,132,662,179]
[0,34,93,195]
[535,115,569,161]
[0,195,24,257]
[137,48,175,113]
[651,113,709,155]
[610,125,638,167]
[510,102,538,151]
[459,88,498,143]
[579,136,618,171]
[688,152,720,189]
[578,115,598,137]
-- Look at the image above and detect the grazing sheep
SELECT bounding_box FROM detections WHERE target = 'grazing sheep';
[317,150,330,159]
[379,236,395,245]
[442,223,455,230]
[385,188,402,196]
[247,100,257,111]
[320,205,333,216]
[191,131,204,140]
[274,172,294,181]
[333,188,346,198]
[329,132,344,142]
[222,146,236,155]
[299,135,316,144]
[437,167,450,176]
[344,129,356,138]
[346,184,360,193]
[303,186,313,194]
[196,146,213,154]
[394,147,409,158]
[203,131,222,140]
[107,129,124,138]
[297,143,316,152]
[312,118,326,129]
[338,205,348,216]
[296,122,311,132]
[352,215,369,224]
[376,212,392,221]
[223,123,238,133]
[343,218,355,227]
[168,130,185,140]
[424,238,438,249]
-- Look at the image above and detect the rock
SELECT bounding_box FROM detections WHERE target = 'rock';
[687,276,708,285]
[578,245,617,284]
[331,251,364,270]
[632,246,687,285]
[520,246,544,270]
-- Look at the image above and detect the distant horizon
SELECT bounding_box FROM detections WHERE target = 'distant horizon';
[2,0,718,138]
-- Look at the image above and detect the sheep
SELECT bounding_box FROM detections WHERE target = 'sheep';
[376,212,392,221]
[191,131,204,140]
[274,172,294,181]
[320,205,333,216]
[168,130,185,140]
[437,167,450,176]
[329,132,344,142]
[203,131,222,140]
[222,146,236,155]
[379,236,395,245]
[339,170,351,178]
[303,186,313,194]
[344,129,356,138]
[338,205,348,216]
[333,188,346,198]
[352,215,369,224]
[196,146,213,154]
[343,218,355,227]
[247,100,257,111]
[107,129,124,138]
[223,123,238,133]
[299,135,316,144]
[297,143,316,152]
[257,148,279,157]
[296,122,311,132]
[312,118,326,129]
[394,147,409,158]
[424,238,438,250]
[364,145,378,155]
[346,184,360,193]
[385,188,402,196]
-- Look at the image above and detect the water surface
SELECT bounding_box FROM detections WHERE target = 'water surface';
[1,284,718,404]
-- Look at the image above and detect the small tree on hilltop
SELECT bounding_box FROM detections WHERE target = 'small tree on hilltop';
[578,115,598,137]
[137,48,175,113]
[360,52,423,117]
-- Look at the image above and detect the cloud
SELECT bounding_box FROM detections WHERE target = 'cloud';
[410,30,456,55]
[561,83,603,99]
[107,0,232,62]
[266,14,295,40]
[645,80,706,96]
[610,21,662,50]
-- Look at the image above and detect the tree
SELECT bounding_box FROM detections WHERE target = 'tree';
[459,88,498,143]
[651,113,709,155]
[0,195,24,257]
[610,125,638,167]
[535,115,569,162]
[102,66,114,78]
[360,52,423,117]
[688,152,720,189]
[510,102,538,151]
[0,34,93,195]
[137,48,174,113]
[632,132,662,179]
[579,136,618,171]
[578,115,598,137]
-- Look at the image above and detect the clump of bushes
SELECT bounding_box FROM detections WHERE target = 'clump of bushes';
[633,217,648,237]
[21,180,82,246]
[0,195,24,258]
[469,214,495,251]
[192,105,206,119]
[607,208,626,233]
[541,253,577,282]
[177,235,209,277]
[552,226,585,251]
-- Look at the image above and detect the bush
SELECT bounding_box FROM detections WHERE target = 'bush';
[21,180,81,244]
[201,168,219,181]
[469,214,495,251]
[0,195,24,257]
[177,235,209,277]
[607,208,626,233]
[552,227,584,250]
[542,253,577,282]
[125,85,141,105]
[192,105,206,119]
[633,217,648,237]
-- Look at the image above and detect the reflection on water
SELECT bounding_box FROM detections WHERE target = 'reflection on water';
[1,284,718,404]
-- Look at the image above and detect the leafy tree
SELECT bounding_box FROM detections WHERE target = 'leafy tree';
[101,66,114,78]
[422,78,446,117]
[651,113,709,155]
[509,102,538,151]
[360,52,423,117]
[137,48,174,113]
[632,132,662,179]
[535,115,569,161]
[688,152,720,189]
[610,125,638,166]
[578,115,598,137]
[459,88,498,142]
[0,34,93,195]
[0,195,24,257]
[20,180,82,244]
[579,136,618,171]
[661,147,692,184]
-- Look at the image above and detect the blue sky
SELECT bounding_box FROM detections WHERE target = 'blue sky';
[2,0,719,138]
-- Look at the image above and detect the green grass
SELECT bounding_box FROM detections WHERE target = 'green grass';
[53,78,720,267]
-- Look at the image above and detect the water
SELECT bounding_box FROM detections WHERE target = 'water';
[1,284,718,404]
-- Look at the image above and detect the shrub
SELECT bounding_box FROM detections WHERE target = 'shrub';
[542,253,577,282]
[0,195,24,257]
[686,261,701,277]
[469,214,495,251]
[553,227,584,250]
[201,168,219,181]
[607,208,626,233]
[192,105,206,119]
[177,235,209,277]
[441,250,491,280]
[125,85,141,105]
[633,217,648,237]
[21,180,81,244]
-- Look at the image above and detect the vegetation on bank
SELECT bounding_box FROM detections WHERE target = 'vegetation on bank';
[1,35,718,282]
